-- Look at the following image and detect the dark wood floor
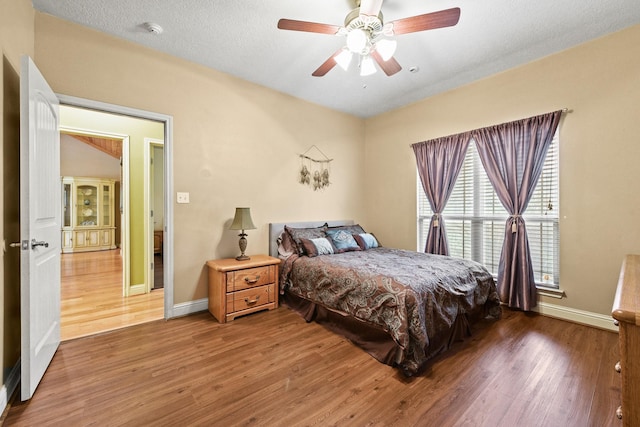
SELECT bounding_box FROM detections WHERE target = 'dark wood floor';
[5,306,620,426]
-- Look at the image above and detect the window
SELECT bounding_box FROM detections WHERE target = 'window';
[417,133,559,288]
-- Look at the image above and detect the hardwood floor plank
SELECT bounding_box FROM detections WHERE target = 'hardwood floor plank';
[6,307,619,426]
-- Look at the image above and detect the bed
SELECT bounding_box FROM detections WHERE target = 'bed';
[269,220,501,375]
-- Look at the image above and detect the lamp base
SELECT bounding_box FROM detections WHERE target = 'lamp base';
[236,232,250,261]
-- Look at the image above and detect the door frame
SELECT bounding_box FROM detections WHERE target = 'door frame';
[57,94,175,319]
[58,127,131,293]
[144,137,164,292]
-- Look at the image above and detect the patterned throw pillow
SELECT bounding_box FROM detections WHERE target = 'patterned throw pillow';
[299,238,335,257]
[311,238,334,255]
[326,229,361,252]
[285,224,328,255]
[353,233,380,250]
[326,224,366,235]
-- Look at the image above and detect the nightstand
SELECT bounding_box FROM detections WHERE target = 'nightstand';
[207,254,280,323]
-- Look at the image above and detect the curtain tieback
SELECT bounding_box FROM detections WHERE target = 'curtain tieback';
[509,214,522,233]
[432,213,441,228]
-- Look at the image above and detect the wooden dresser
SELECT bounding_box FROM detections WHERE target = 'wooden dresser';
[612,254,640,426]
[207,255,280,323]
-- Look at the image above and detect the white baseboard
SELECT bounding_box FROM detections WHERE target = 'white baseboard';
[129,283,147,296]
[1,361,21,416]
[171,298,208,318]
[534,301,618,332]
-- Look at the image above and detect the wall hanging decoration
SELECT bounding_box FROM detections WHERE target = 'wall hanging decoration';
[299,145,332,191]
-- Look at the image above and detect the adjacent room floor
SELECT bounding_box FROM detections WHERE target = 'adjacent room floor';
[60,249,164,341]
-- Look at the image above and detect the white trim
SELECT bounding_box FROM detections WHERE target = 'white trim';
[122,137,131,296]
[0,387,5,418]
[128,283,147,296]
[57,94,175,319]
[172,298,209,318]
[143,138,164,293]
[59,125,131,295]
[1,361,21,413]
[536,285,565,299]
[534,301,618,332]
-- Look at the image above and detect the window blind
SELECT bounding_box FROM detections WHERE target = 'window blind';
[417,133,559,287]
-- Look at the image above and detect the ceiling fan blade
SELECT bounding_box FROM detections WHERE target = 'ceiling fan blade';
[359,0,383,17]
[371,50,402,76]
[277,19,341,35]
[312,49,344,77]
[389,7,461,35]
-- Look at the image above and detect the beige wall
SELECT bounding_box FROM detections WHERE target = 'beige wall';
[364,24,640,316]
[1,0,34,388]
[60,134,121,179]
[34,13,366,304]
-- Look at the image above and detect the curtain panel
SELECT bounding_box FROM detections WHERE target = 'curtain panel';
[412,133,471,255]
[472,110,562,311]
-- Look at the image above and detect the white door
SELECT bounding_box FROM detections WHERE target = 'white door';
[19,56,61,401]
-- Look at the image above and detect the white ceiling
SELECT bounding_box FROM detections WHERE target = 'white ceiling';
[32,0,640,118]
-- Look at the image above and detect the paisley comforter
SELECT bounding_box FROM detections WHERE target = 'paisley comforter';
[281,247,501,374]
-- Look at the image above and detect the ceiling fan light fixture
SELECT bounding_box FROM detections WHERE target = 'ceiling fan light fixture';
[346,28,368,53]
[334,49,353,71]
[375,39,397,61]
[360,56,377,76]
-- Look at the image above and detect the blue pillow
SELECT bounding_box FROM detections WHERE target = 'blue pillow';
[360,233,379,249]
[326,229,360,252]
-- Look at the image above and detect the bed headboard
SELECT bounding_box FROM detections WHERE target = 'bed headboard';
[268,220,354,257]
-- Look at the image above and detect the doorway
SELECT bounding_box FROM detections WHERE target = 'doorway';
[57,99,173,340]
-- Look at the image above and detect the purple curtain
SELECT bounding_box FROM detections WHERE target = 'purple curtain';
[472,111,562,311]
[412,133,471,255]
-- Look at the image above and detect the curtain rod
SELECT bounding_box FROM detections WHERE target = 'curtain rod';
[409,109,569,147]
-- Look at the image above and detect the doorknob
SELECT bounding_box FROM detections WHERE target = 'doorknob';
[31,239,49,250]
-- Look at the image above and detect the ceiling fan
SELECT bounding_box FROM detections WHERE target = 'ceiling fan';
[277,0,460,77]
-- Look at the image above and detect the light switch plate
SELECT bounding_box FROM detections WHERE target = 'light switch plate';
[176,192,190,204]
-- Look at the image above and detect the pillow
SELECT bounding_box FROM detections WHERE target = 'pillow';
[300,238,335,257]
[353,233,380,250]
[326,228,361,253]
[277,230,297,258]
[326,223,366,235]
[285,224,328,255]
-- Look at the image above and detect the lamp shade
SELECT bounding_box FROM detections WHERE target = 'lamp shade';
[230,207,256,231]
[360,56,376,76]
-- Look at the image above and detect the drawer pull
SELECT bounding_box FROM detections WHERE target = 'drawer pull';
[615,361,621,373]
[244,275,261,284]
[244,296,261,305]
[616,406,622,419]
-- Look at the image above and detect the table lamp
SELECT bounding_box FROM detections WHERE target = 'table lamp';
[229,207,256,261]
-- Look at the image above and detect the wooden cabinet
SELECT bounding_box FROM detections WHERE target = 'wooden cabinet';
[207,255,280,323]
[612,254,640,426]
[61,176,116,253]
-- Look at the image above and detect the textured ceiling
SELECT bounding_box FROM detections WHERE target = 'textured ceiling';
[32,0,640,118]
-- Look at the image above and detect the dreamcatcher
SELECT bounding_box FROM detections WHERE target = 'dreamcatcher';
[298,145,332,191]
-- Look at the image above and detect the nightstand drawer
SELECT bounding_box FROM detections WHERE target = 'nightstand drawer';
[227,284,275,313]
[226,265,274,292]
